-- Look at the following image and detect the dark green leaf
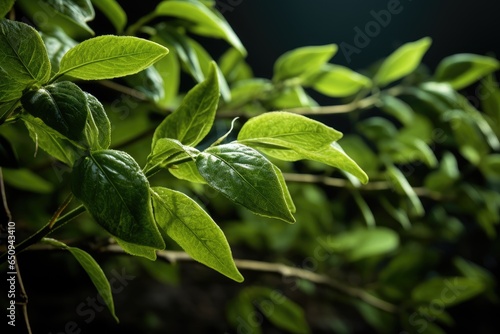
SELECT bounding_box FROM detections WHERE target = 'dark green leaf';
[71,150,165,249]
[68,247,118,322]
[272,165,296,214]
[151,187,244,282]
[151,37,180,107]
[21,113,85,166]
[123,66,164,103]
[17,0,95,38]
[21,81,88,141]
[424,152,459,192]
[0,20,51,102]
[352,190,375,227]
[0,0,15,18]
[42,238,118,322]
[0,135,17,168]
[324,227,399,261]
[412,277,486,307]
[196,143,295,223]
[435,54,500,89]
[309,64,371,97]
[479,154,500,181]
[83,92,111,150]
[152,62,219,147]
[91,0,127,33]
[273,44,338,82]
[153,0,245,55]
[41,29,78,74]
[58,36,169,80]
[2,168,54,194]
[374,37,432,87]
[386,164,424,217]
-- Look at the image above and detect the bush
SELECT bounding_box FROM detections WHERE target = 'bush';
[1,1,498,333]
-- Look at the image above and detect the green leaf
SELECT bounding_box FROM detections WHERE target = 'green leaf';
[68,247,118,322]
[58,36,169,80]
[0,20,51,102]
[324,227,399,261]
[374,37,432,87]
[91,0,127,33]
[269,85,317,109]
[352,190,375,227]
[155,24,204,82]
[123,66,164,103]
[309,64,372,97]
[114,237,157,261]
[71,150,165,249]
[247,287,310,334]
[0,0,15,18]
[169,160,207,184]
[21,113,85,166]
[424,152,460,192]
[21,81,88,141]
[151,37,180,107]
[435,54,500,90]
[479,154,500,181]
[17,0,95,38]
[83,92,111,150]
[152,62,219,147]
[41,29,78,74]
[2,168,54,194]
[0,135,17,168]
[151,187,243,282]
[412,277,486,307]
[273,44,338,82]
[272,165,296,214]
[145,138,200,176]
[154,0,245,55]
[42,238,118,322]
[239,114,368,184]
[225,78,272,109]
[386,164,424,217]
[379,95,414,125]
[238,112,342,152]
[196,143,295,223]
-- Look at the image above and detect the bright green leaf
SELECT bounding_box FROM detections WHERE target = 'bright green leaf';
[152,62,219,147]
[71,150,165,249]
[273,44,338,82]
[169,160,207,184]
[91,0,127,33]
[196,143,295,223]
[2,168,54,194]
[0,20,51,102]
[151,187,244,282]
[154,0,245,55]
[145,138,199,176]
[225,78,272,109]
[272,165,296,214]
[324,227,399,261]
[58,35,169,80]
[238,112,342,152]
[269,85,317,109]
[374,37,432,87]
[310,64,372,97]
[21,81,88,141]
[412,277,486,307]
[114,237,157,261]
[435,54,500,90]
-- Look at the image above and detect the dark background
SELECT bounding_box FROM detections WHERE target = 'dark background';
[219,0,500,77]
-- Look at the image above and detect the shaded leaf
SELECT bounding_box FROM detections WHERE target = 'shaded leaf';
[151,187,243,282]
[41,29,78,74]
[380,95,414,125]
[196,143,295,223]
[2,168,54,194]
[83,92,111,150]
[0,0,15,18]
[412,277,486,307]
[386,164,424,217]
[0,135,18,168]
[91,0,127,33]
[310,64,372,97]
[71,150,165,249]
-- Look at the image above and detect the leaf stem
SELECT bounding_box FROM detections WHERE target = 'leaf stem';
[0,205,86,264]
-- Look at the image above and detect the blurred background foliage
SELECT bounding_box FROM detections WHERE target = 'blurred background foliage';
[1,0,499,333]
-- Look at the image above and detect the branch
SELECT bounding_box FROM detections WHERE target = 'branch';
[99,244,397,313]
[282,173,443,200]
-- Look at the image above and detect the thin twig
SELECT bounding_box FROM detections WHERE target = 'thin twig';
[97,80,149,101]
[282,173,443,200]
[15,260,32,334]
[0,168,12,221]
[100,244,396,313]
